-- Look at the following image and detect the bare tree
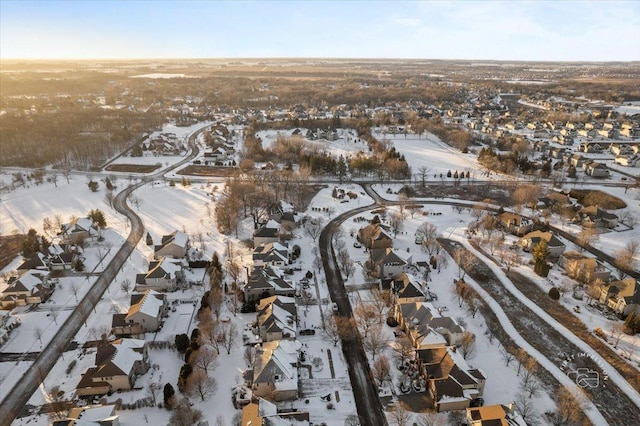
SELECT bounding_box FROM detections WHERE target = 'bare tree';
[324,313,341,346]
[187,370,218,401]
[50,309,60,325]
[519,358,540,397]
[416,412,447,426]
[417,223,440,256]
[344,414,362,426]
[221,322,239,354]
[243,346,256,367]
[390,404,412,426]
[614,240,639,277]
[34,327,44,345]
[388,211,404,237]
[120,279,132,294]
[363,324,387,360]
[471,204,485,222]
[392,334,414,366]
[452,278,470,308]
[42,217,54,237]
[515,392,538,423]
[370,287,392,323]
[452,247,473,279]
[354,302,378,338]
[146,382,162,406]
[208,284,224,321]
[372,354,391,387]
[500,345,515,366]
[337,247,355,280]
[70,282,80,302]
[576,227,599,252]
[609,322,624,348]
[304,216,324,242]
[169,398,204,426]
[104,190,115,209]
[193,347,219,374]
[459,331,476,360]
[417,165,431,187]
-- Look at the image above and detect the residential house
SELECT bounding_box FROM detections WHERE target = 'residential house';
[112,290,168,337]
[52,405,120,426]
[466,403,528,426]
[614,155,640,167]
[135,258,184,292]
[241,398,309,426]
[537,192,573,214]
[16,252,49,273]
[153,231,189,259]
[253,220,281,248]
[418,347,486,412]
[599,278,640,316]
[59,217,99,244]
[1,270,52,309]
[585,162,608,178]
[370,248,413,279]
[358,222,393,250]
[382,273,427,304]
[395,302,465,348]
[76,339,149,397]
[243,266,295,303]
[520,231,566,258]
[251,339,299,401]
[496,212,533,236]
[559,251,611,283]
[255,295,296,342]
[574,206,618,228]
[253,242,290,268]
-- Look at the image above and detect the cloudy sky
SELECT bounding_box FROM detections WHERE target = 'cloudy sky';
[1,0,639,61]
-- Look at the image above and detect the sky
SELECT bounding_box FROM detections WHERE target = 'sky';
[1,0,639,61]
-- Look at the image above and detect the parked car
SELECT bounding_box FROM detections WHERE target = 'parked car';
[299,329,316,336]
[353,241,362,248]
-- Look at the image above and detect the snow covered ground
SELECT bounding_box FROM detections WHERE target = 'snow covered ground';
[257,128,370,160]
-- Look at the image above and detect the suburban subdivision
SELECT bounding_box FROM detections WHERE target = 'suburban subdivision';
[1,58,639,426]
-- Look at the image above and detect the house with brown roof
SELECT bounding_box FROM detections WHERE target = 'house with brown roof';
[395,302,465,348]
[520,231,566,258]
[111,290,168,337]
[250,339,299,402]
[358,223,393,250]
[599,278,640,316]
[53,404,120,426]
[418,347,486,412]
[255,295,297,342]
[466,403,528,426]
[58,217,99,244]
[559,251,611,283]
[574,206,618,228]
[241,398,309,426]
[382,273,428,304]
[76,339,148,397]
[369,248,413,279]
[496,212,532,236]
[243,266,295,303]
[1,270,52,309]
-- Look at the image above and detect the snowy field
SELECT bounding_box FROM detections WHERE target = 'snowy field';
[371,129,490,180]
[256,128,370,159]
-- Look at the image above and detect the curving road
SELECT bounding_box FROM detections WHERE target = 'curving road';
[319,200,389,426]
[0,123,210,426]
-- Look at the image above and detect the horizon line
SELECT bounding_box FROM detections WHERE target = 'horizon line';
[1,56,639,64]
